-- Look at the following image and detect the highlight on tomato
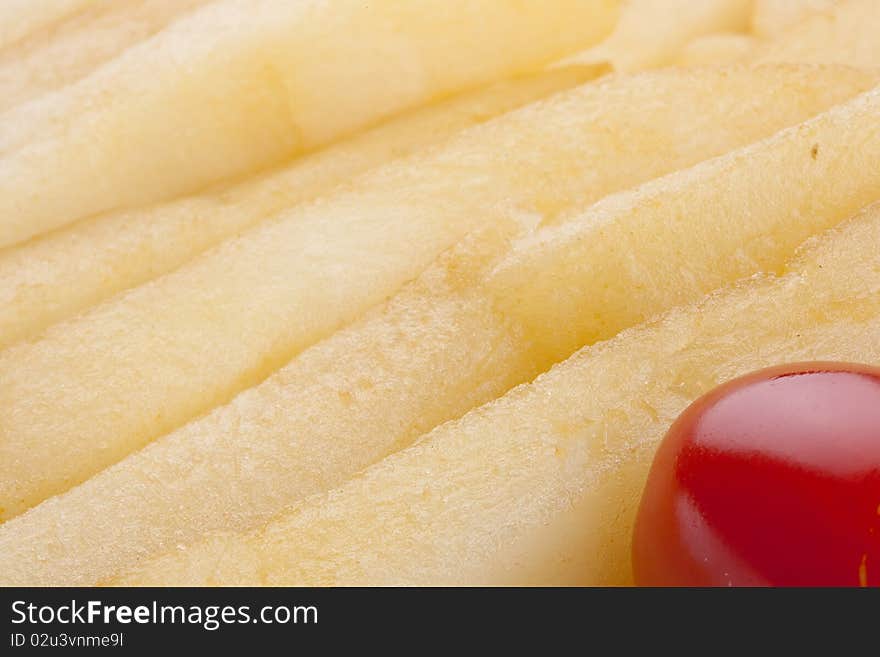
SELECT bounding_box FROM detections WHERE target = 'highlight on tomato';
[633,362,880,587]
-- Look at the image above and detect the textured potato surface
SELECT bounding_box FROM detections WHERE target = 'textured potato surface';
[0,0,212,113]
[490,84,880,359]
[0,0,617,249]
[755,0,880,67]
[0,0,96,50]
[0,65,600,352]
[750,0,840,39]
[113,205,880,586]
[562,0,751,71]
[1,66,877,583]
[3,0,880,589]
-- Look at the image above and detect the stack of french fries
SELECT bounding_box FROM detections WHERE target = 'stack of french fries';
[0,0,878,586]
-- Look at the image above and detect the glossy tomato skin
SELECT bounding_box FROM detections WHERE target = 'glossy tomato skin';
[633,362,880,587]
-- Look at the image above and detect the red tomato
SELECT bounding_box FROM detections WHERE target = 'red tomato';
[633,362,880,586]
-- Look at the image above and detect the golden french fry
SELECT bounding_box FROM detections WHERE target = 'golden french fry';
[1,65,876,584]
[0,65,600,351]
[111,204,880,586]
[0,0,617,249]
[750,0,839,38]
[754,0,880,67]
[675,33,758,66]
[560,0,751,71]
[0,0,95,50]
[0,0,213,113]
[489,83,880,360]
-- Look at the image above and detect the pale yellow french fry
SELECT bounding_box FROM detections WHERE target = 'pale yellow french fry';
[0,0,617,249]
[1,65,875,584]
[0,65,601,352]
[111,205,880,587]
[750,0,839,39]
[0,0,213,114]
[0,0,95,51]
[7,64,858,523]
[489,83,880,360]
[0,224,532,585]
[754,0,880,67]
[675,33,758,67]
[560,0,751,71]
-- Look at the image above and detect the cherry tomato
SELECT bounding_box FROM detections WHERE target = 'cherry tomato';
[633,362,880,586]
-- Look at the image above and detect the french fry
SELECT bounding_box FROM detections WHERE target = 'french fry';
[1,65,876,584]
[675,33,758,66]
[0,0,617,249]
[8,64,857,523]
[750,0,839,38]
[0,224,530,585]
[0,0,213,113]
[560,0,751,71]
[111,204,880,586]
[0,65,600,351]
[0,0,95,51]
[754,0,880,67]
[488,83,880,360]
